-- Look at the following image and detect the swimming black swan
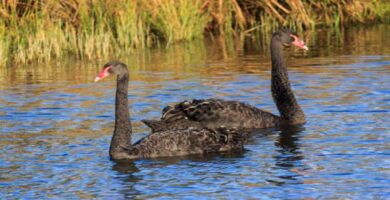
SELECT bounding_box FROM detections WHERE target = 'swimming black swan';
[94,61,246,160]
[142,29,308,132]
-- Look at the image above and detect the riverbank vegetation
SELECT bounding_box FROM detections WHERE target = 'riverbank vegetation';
[0,0,389,66]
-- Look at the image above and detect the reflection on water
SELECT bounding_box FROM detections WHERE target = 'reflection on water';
[112,162,141,199]
[0,25,389,199]
[272,125,305,185]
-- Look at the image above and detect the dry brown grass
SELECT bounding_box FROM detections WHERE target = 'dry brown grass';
[0,0,388,66]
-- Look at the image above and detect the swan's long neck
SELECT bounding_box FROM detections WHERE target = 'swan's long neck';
[109,73,132,158]
[271,37,305,124]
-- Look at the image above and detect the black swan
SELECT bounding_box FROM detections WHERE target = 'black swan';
[94,61,246,160]
[142,29,308,132]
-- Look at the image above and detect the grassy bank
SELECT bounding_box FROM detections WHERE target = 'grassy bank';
[0,0,389,67]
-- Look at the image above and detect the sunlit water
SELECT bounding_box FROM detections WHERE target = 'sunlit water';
[1,25,389,199]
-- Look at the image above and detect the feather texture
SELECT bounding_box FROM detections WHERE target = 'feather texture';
[142,98,279,132]
[114,127,246,160]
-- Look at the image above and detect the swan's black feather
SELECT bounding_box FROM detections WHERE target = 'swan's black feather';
[113,127,247,160]
[143,98,279,132]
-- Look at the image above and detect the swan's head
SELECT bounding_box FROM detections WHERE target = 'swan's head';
[275,28,309,51]
[95,61,128,82]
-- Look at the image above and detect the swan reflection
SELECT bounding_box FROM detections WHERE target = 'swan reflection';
[112,161,141,199]
[271,124,306,185]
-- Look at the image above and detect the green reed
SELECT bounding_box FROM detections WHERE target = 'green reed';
[0,0,389,67]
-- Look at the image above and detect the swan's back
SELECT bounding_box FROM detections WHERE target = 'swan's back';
[143,99,279,132]
[122,127,246,159]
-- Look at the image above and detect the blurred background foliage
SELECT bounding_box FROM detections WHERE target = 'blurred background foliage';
[0,0,389,66]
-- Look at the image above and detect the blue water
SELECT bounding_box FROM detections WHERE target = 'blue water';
[0,26,389,199]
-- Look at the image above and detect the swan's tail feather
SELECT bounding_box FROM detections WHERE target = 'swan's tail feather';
[141,120,167,132]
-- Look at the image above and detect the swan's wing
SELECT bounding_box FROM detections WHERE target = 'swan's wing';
[162,98,273,123]
[142,98,279,132]
[160,99,220,122]
[132,127,246,158]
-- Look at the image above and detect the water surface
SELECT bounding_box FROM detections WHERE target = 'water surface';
[1,25,389,199]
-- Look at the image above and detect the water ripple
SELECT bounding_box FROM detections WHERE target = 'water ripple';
[1,26,390,199]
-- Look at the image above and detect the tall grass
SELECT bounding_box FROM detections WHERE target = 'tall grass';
[0,0,389,67]
[146,0,209,45]
[0,21,9,66]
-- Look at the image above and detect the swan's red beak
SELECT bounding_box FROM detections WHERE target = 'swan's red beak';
[95,66,111,82]
[291,34,309,51]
